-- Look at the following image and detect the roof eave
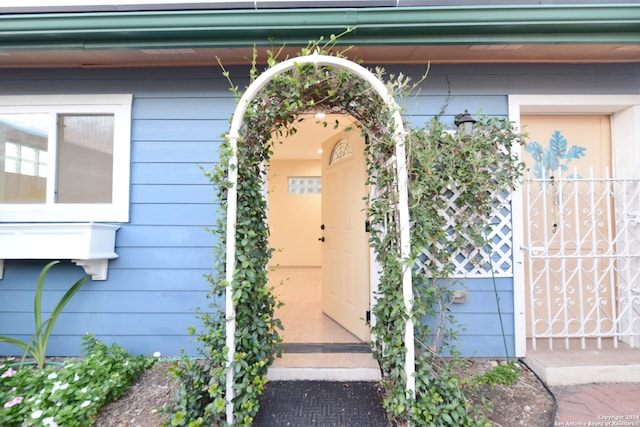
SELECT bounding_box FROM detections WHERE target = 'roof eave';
[1,4,639,51]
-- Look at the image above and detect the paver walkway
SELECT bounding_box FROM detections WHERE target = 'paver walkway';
[553,383,640,426]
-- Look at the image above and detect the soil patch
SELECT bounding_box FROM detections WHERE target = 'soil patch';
[93,358,555,426]
[465,359,555,427]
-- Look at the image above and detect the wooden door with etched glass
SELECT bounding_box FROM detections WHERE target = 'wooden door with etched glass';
[522,115,614,342]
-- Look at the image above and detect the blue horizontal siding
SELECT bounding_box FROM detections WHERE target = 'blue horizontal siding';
[132,119,227,141]
[455,336,515,358]
[418,278,515,357]
[96,268,216,292]
[405,94,508,126]
[0,66,240,97]
[1,62,639,358]
[131,184,215,204]
[441,277,513,292]
[131,162,212,185]
[0,261,91,289]
[129,204,218,226]
[0,272,213,294]
[0,66,233,356]
[0,330,207,357]
[452,312,515,337]
[0,260,216,293]
[116,225,214,247]
[0,291,208,318]
[133,96,232,120]
[0,279,221,355]
[0,334,202,357]
[448,291,514,315]
[389,63,640,93]
[110,247,214,269]
[450,270,515,358]
[132,141,220,163]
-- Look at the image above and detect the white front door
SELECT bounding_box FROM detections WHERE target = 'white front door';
[320,134,370,342]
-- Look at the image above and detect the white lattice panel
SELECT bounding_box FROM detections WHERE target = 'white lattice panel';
[416,187,514,278]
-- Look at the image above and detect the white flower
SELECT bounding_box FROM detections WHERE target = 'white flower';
[80,400,91,408]
[47,373,57,380]
[31,409,43,419]
[153,351,161,358]
[50,381,68,394]
[43,417,58,427]
[74,373,80,382]
[80,387,88,394]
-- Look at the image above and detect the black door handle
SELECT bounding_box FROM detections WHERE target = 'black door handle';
[318,237,325,242]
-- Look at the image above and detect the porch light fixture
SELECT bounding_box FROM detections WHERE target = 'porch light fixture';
[454,110,476,134]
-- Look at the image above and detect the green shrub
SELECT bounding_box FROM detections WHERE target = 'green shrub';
[474,361,521,387]
[0,334,155,427]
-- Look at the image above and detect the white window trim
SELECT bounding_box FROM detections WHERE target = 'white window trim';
[0,94,132,222]
[508,94,640,358]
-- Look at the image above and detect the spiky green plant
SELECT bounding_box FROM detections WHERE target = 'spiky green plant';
[0,261,90,368]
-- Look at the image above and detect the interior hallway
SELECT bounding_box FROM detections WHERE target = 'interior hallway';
[270,266,361,344]
[267,266,379,380]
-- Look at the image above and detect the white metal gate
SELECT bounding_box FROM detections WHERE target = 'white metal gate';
[524,170,640,350]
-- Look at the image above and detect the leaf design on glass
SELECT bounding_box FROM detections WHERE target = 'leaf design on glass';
[524,140,543,162]
[526,130,587,179]
[566,145,587,163]
[549,130,568,159]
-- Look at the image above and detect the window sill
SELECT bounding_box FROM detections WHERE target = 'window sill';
[0,223,120,280]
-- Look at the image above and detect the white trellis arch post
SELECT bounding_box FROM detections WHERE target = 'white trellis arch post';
[224,52,414,424]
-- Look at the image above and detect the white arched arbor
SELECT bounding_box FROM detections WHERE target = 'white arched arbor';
[224,53,414,423]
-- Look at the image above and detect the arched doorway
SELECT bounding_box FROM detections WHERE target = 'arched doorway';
[268,113,370,344]
[223,53,415,422]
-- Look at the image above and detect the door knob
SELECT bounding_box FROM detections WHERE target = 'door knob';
[318,237,325,242]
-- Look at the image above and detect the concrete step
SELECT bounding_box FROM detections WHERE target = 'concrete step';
[524,338,640,386]
[267,352,381,381]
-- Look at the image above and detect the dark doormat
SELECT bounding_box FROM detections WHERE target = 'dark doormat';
[253,381,393,426]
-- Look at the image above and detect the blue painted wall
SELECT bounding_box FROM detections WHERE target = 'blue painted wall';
[0,62,639,357]
[0,67,236,356]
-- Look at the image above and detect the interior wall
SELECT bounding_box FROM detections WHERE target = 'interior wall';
[268,159,321,267]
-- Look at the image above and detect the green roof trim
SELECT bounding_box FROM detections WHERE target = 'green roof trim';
[1,4,639,51]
